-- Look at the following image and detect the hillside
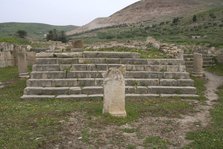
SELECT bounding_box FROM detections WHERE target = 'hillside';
[0,22,78,39]
[71,7,223,48]
[67,0,223,35]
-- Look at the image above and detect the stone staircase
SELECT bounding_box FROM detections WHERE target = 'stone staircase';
[184,54,215,72]
[21,51,198,99]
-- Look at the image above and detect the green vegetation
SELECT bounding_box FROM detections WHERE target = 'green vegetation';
[16,30,27,38]
[0,66,194,148]
[81,128,90,143]
[122,128,137,133]
[0,37,31,45]
[192,76,206,101]
[46,29,67,43]
[0,22,77,39]
[186,85,223,149]
[143,136,169,149]
[207,63,223,76]
[72,7,223,48]
[0,67,18,82]
[87,47,168,59]
[127,144,136,149]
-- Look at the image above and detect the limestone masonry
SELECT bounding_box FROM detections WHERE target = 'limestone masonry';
[21,50,198,99]
[0,42,36,68]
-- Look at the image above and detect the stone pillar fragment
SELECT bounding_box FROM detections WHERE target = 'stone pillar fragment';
[192,53,204,77]
[103,65,126,117]
[17,50,29,78]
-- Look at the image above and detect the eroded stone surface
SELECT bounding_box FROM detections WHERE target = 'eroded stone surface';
[103,65,126,117]
[192,52,203,77]
[17,48,29,78]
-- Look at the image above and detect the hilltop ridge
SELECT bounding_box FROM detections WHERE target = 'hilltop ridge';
[67,0,223,35]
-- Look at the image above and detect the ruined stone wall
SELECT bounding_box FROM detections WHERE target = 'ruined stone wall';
[0,51,15,68]
[0,43,16,68]
[0,42,36,68]
[26,52,36,66]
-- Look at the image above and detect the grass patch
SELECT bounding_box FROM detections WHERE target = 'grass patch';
[0,67,194,148]
[122,128,137,133]
[88,99,193,126]
[0,81,193,148]
[0,37,31,45]
[81,128,90,143]
[185,85,223,148]
[0,66,18,82]
[143,136,169,149]
[207,63,223,76]
[192,76,206,101]
[127,144,136,149]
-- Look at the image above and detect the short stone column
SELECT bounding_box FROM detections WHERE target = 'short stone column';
[17,51,29,78]
[192,53,204,77]
[103,65,126,117]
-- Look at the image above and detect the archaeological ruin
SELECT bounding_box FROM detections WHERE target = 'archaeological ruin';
[21,48,198,99]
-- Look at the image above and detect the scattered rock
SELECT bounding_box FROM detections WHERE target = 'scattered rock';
[0,82,4,89]
[146,36,161,49]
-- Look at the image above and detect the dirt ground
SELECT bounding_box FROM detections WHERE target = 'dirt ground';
[48,72,223,149]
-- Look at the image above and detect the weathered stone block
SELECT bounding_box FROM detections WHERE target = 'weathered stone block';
[17,51,29,78]
[103,66,126,117]
[192,53,204,77]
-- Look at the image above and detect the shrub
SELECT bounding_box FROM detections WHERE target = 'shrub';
[46,29,67,43]
[193,15,197,22]
[16,30,27,38]
[172,17,180,25]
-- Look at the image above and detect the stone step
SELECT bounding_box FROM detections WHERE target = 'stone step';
[35,58,185,65]
[184,54,214,57]
[21,94,199,100]
[27,78,194,87]
[32,64,186,72]
[184,57,214,61]
[36,51,140,59]
[31,71,190,79]
[83,51,140,58]
[24,86,196,96]
[185,64,215,68]
[185,60,214,65]
[184,55,214,58]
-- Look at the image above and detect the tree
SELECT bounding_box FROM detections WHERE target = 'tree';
[16,30,27,38]
[52,29,58,41]
[59,31,67,43]
[209,13,216,19]
[46,30,53,41]
[46,29,67,43]
[172,17,180,25]
[192,15,197,22]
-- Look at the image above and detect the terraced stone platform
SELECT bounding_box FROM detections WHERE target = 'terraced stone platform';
[22,51,198,99]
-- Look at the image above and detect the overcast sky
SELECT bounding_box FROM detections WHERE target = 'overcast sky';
[0,0,139,26]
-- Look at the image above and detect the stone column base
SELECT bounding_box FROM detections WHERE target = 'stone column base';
[19,73,29,78]
[192,72,204,77]
[108,111,127,117]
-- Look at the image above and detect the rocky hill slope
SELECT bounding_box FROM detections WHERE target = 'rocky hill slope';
[67,0,223,35]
